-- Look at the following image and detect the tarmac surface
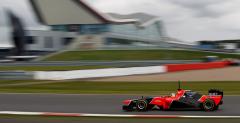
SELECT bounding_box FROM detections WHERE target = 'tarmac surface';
[0,94,239,116]
[2,117,240,123]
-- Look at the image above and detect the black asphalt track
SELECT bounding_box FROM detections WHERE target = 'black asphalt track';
[0,94,239,116]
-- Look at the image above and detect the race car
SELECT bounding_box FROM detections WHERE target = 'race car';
[122,86,223,112]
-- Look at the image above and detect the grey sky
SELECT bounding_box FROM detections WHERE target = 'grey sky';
[0,0,38,27]
[86,0,240,42]
[1,0,240,42]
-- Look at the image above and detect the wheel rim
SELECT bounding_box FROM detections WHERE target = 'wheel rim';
[138,102,146,110]
[204,101,214,110]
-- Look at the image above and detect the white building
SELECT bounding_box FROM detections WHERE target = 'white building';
[0,0,195,55]
[26,0,194,52]
[25,28,77,52]
[198,40,240,52]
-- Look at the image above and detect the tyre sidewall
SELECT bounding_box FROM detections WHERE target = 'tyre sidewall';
[136,100,148,111]
[202,99,215,111]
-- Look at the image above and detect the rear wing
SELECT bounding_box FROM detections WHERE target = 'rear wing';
[208,89,223,97]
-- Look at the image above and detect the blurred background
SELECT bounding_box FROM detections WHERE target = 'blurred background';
[0,0,239,62]
[0,1,239,123]
[0,0,238,79]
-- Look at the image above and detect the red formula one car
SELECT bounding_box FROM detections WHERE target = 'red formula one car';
[122,85,223,112]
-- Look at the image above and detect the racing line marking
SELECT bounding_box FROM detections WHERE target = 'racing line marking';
[0,111,240,119]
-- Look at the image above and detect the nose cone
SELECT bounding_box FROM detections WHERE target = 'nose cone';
[123,100,132,106]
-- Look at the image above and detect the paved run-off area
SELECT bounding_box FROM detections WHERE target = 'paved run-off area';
[92,67,240,82]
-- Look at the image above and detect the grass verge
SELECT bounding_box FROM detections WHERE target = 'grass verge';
[0,81,239,95]
[0,66,112,71]
[44,50,240,61]
[0,80,47,85]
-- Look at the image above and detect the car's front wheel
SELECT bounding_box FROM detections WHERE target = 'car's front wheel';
[202,99,215,111]
[136,100,148,111]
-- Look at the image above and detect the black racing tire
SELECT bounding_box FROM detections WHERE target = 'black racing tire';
[202,99,215,111]
[122,105,134,112]
[215,105,219,110]
[136,100,148,111]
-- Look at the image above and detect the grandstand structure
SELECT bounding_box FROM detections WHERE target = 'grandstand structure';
[27,0,193,51]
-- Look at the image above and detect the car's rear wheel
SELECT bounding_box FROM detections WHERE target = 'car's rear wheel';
[136,100,148,111]
[122,105,134,112]
[202,99,215,111]
[215,105,219,110]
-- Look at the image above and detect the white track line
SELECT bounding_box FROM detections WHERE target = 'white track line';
[0,111,42,115]
[0,111,240,119]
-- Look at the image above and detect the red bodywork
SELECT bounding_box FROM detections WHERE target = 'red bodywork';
[149,89,185,110]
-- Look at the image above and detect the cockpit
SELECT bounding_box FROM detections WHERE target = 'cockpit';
[183,91,202,99]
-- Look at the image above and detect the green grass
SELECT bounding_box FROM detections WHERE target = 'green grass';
[0,66,112,71]
[0,81,239,95]
[0,80,45,85]
[44,50,240,61]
